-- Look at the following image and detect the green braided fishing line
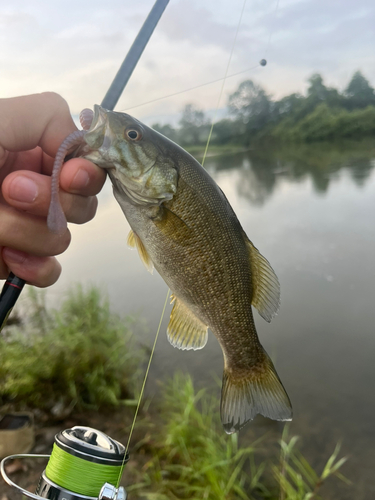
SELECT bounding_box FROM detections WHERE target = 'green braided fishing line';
[45,444,123,496]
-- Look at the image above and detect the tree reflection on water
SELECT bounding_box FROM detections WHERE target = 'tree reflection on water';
[203,140,375,206]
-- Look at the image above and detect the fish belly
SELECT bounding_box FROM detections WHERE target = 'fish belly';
[113,172,292,433]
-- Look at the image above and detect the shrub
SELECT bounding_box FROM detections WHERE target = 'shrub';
[0,285,144,412]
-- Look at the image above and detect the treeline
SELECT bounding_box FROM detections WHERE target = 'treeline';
[152,71,375,145]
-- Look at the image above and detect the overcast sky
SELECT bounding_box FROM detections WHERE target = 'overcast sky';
[1,0,374,124]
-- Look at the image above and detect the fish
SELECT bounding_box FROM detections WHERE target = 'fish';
[49,105,292,433]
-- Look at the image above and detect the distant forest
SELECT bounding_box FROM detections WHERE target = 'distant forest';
[152,71,375,145]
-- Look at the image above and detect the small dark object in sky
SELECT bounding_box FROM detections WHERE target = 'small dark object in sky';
[260,59,267,66]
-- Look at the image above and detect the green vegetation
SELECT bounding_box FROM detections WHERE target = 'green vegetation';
[0,290,349,498]
[152,71,375,146]
[271,103,375,142]
[131,373,348,500]
[0,285,143,412]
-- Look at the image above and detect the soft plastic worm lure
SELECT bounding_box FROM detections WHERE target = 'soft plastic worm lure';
[79,108,94,131]
[47,108,94,234]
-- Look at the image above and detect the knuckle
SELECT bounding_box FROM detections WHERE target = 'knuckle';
[50,230,71,255]
[40,92,69,113]
[65,196,98,225]
[84,197,98,223]
[37,260,62,288]
[39,92,73,132]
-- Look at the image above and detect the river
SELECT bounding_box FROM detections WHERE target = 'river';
[49,140,375,499]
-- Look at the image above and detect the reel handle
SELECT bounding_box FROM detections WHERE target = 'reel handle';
[0,454,126,500]
[1,454,50,500]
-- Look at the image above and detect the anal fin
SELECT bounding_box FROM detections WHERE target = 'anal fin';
[244,237,280,322]
[167,295,208,350]
[127,229,154,274]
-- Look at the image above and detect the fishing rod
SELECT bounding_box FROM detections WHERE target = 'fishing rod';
[1,0,169,493]
[1,1,170,496]
[0,0,170,334]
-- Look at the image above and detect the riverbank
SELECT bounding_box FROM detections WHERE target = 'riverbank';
[0,288,349,500]
[0,375,349,500]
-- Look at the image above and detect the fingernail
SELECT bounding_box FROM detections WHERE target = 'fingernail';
[2,248,28,264]
[9,176,38,203]
[70,169,90,190]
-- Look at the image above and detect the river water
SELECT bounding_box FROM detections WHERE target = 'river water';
[49,140,375,499]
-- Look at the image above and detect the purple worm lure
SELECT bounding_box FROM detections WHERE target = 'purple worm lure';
[47,108,94,235]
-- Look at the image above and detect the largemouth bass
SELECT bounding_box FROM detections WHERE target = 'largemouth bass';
[49,105,292,433]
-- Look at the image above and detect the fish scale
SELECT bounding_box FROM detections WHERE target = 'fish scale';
[48,104,292,434]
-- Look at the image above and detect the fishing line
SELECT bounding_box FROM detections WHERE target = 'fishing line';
[114,5,249,488]
[115,287,170,487]
[121,64,259,112]
[117,5,248,475]
[264,0,280,56]
[115,0,274,487]
[120,1,280,115]
[201,0,247,166]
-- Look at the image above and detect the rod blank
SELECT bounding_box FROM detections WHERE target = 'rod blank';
[101,0,170,111]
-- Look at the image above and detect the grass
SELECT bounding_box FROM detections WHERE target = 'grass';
[185,144,249,160]
[0,285,144,412]
[274,428,350,500]
[0,288,349,498]
[128,373,349,500]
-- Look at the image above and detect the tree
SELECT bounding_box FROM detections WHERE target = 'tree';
[152,123,178,143]
[344,71,375,109]
[229,80,271,121]
[228,80,272,142]
[178,104,209,145]
[210,118,245,145]
[307,74,328,101]
[272,93,304,121]
[306,74,343,111]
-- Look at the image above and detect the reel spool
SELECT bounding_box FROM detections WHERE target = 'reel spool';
[0,426,129,500]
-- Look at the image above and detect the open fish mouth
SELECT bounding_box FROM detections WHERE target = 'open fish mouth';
[81,105,114,166]
[85,105,108,149]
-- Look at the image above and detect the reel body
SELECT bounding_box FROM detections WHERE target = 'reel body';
[1,426,128,500]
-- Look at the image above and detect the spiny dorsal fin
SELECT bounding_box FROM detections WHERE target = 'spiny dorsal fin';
[167,294,208,350]
[245,238,280,322]
[127,229,153,274]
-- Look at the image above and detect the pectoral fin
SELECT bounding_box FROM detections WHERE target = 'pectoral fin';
[244,237,280,322]
[152,205,191,245]
[127,230,154,274]
[167,295,208,350]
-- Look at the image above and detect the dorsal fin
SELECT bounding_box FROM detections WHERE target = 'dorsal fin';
[244,238,280,322]
[167,294,208,350]
[127,229,154,274]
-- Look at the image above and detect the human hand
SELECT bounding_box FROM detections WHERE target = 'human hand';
[0,93,106,287]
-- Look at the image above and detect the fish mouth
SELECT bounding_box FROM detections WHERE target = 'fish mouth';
[84,105,107,148]
[82,105,113,166]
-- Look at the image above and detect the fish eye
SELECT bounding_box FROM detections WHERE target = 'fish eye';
[126,129,142,141]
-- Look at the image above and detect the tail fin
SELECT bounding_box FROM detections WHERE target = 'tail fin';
[220,349,292,434]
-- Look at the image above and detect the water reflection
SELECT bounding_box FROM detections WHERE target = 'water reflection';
[49,140,375,500]
[203,140,375,205]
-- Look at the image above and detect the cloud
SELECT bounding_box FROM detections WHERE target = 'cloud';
[0,0,374,120]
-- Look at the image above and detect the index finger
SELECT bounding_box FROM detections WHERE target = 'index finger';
[0,93,77,158]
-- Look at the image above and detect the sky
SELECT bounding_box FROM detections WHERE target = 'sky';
[1,0,374,125]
